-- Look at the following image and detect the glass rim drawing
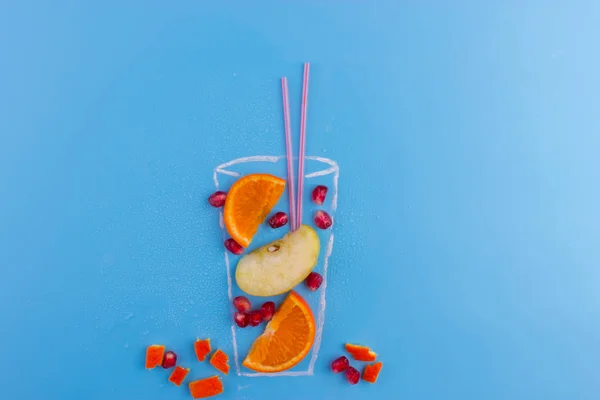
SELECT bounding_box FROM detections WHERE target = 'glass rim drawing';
[213,155,339,377]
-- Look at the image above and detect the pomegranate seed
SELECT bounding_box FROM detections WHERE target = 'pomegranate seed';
[208,191,227,207]
[331,356,349,374]
[234,311,249,328]
[233,296,252,313]
[224,238,244,255]
[268,212,288,229]
[314,210,333,230]
[312,185,328,205]
[305,272,323,291]
[345,366,360,385]
[161,351,177,369]
[248,310,263,327]
[260,301,276,321]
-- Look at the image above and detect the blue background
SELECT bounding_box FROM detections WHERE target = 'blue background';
[1,1,600,399]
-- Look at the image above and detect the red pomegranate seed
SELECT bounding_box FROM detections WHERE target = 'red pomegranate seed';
[248,310,264,327]
[345,366,360,385]
[268,212,288,229]
[233,296,252,313]
[260,301,276,321]
[305,272,323,291]
[331,356,349,374]
[314,210,333,230]
[233,311,249,328]
[208,191,227,207]
[224,238,244,255]
[312,185,328,205]
[161,351,177,369]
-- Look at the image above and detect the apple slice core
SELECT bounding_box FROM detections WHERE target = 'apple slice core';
[235,225,320,297]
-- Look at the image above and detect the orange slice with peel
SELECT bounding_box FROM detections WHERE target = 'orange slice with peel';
[345,343,377,362]
[242,291,315,373]
[209,349,230,375]
[224,174,286,247]
[168,366,190,386]
[194,338,211,362]
[189,376,223,399]
[145,344,165,369]
[362,362,383,383]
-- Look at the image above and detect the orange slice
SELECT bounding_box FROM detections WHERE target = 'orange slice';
[145,344,165,369]
[189,376,223,399]
[209,349,229,375]
[362,362,383,383]
[168,366,190,386]
[194,338,211,362]
[224,174,286,247]
[242,291,315,373]
[345,343,377,362]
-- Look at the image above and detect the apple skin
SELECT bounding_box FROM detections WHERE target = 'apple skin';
[235,225,321,297]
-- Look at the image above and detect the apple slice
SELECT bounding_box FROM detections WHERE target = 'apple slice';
[236,225,320,296]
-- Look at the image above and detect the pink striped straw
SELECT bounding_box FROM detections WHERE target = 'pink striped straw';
[296,63,310,228]
[281,77,297,231]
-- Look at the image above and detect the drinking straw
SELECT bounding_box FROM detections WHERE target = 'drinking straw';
[296,63,310,228]
[281,77,297,231]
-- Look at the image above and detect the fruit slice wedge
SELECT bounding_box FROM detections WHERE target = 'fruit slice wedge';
[236,225,320,296]
[345,343,377,362]
[224,174,286,247]
[145,344,165,369]
[242,291,315,373]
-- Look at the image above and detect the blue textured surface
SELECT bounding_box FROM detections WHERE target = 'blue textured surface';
[2,2,600,399]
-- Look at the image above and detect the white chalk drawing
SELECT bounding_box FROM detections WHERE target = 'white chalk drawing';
[214,155,339,377]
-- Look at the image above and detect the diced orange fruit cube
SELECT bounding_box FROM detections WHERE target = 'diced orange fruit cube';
[168,366,190,386]
[189,376,224,399]
[209,349,229,375]
[145,344,165,369]
[345,343,377,362]
[194,338,211,362]
[362,362,383,384]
